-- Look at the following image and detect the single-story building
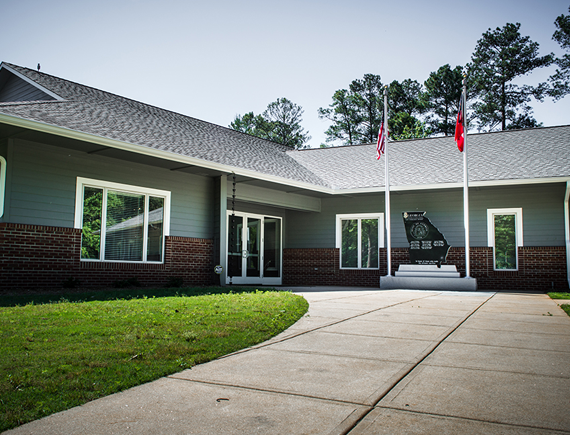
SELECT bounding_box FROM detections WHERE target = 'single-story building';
[1,62,569,291]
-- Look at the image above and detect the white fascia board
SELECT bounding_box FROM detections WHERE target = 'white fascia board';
[0,113,334,193]
[0,63,64,101]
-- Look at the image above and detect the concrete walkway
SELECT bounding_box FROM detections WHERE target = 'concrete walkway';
[5,288,570,434]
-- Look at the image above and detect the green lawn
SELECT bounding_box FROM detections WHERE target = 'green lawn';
[0,287,308,431]
[548,292,570,316]
[548,292,570,300]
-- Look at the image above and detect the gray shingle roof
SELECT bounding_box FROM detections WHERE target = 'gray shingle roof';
[0,63,329,188]
[1,62,569,192]
[287,127,570,189]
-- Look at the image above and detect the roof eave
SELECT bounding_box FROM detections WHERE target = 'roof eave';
[1,113,568,196]
[0,112,335,194]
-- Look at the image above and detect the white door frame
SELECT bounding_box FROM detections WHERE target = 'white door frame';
[225,211,283,285]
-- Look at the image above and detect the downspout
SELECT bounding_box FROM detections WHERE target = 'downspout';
[0,156,6,218]
[219,174,228,286]
[564,181,570,287]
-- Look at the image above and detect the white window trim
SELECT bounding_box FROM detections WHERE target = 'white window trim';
[74,177,171,263]
[0,156,6,218]
[487,208,523,271]
[336,213,384,269]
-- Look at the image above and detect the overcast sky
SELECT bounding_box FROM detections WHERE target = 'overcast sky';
[1,0,569,147]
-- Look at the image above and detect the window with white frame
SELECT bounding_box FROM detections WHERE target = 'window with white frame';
[0,156,6,218]
[75,178,171,263]
[336,213,384,269]
[487,208,523,271]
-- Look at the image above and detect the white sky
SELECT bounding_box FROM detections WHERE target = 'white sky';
[1,0,569,147]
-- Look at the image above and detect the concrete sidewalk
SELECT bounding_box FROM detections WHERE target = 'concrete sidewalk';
[5,288,570,434]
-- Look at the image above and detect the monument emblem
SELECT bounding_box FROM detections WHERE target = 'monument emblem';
[402,211,450,267]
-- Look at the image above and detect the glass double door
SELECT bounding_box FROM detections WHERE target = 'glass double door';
[227,212,282,285]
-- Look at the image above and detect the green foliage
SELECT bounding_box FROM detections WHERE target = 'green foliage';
[229,111,271,137]
[390,112,432,140]
[388,79,425,117]
[350,74,385,143]
[494,215,517,270]
[548,7,570,100]
[319,74,431,145]
[468,22,554,131]
[318,88,362,146]
[0,289,308,431]
[81,187,103,259]
[548,292,570,299]
[341,219,358,267]
[423,64,464,136]
[230,98,310,149]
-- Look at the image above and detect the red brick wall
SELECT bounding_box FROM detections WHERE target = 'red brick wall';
[2,223,567,291]
[283,248,382,287]
[0,223,215,291]
[284,246,569,291]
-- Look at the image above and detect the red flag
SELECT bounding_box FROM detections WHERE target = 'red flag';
[455,97,464,152]
[376,121,385,160]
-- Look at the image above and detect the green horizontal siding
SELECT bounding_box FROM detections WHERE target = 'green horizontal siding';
[0,74,54,102]
[6,139,215,238]
[286,184,567,249]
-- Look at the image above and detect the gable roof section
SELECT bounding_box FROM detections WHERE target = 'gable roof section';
[0,62,569,194]
[0,63,62,102]
[0,62,329,189]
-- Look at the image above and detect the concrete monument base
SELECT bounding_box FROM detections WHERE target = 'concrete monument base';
[380,265,478,291]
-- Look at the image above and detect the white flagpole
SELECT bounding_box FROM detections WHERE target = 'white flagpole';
[462,76,471,278]
[384,85,392,276]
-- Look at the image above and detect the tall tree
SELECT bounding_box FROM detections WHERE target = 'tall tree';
[230,98,310,149]
[423,64,464,136]
[390,113,432,141]
[263,98,311,149]
[349,74,384,143]
[386,79,426,137]
[318,88,362,146]
[319,75,431,145]
[388,79,424,116]
[230,112,271,138]
[468,22,554,131]
[548,7,570,100]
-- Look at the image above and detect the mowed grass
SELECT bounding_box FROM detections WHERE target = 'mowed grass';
[548,292,570,316]
[0,287,308,431]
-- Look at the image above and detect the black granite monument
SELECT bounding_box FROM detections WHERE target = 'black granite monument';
[402,211,450,267]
